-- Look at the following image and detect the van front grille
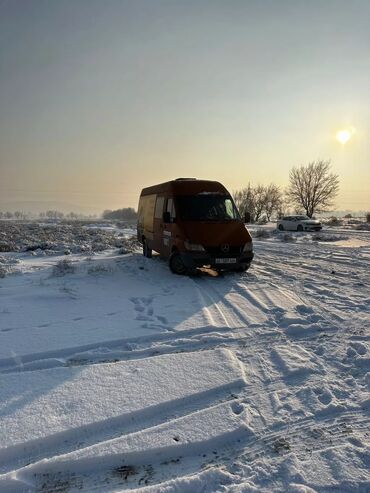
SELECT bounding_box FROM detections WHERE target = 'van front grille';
[205,245,242,256]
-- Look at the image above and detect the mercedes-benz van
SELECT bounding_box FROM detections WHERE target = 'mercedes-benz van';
[137,178,254,274]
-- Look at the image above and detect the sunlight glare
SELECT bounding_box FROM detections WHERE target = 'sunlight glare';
[336,128,354,144]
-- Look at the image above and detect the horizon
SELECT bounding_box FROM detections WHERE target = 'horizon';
[0,200,368,219]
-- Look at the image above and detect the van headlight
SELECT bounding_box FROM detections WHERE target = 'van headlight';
[243,242,253,252]
[184,240,205,252]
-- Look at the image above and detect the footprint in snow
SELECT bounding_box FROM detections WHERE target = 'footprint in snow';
[130,296,161,325]
[350,342,367,356]
[313,386,333,405]
[231,402,244,415]
[296,304,314,314]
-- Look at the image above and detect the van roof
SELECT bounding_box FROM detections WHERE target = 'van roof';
[140,179,229,197]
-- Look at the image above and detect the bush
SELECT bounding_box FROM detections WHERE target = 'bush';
[257,216,268,225]
[326,216,343,226]
[312,233,344,242]
[91,241,111,252]
[355,223,370,231]
[87,263,113,275]
[253,228,271,239]
[0,221,136,254]
[0,241,16,252]
[118,236,141,254]
[0,265,7,278]
[281,233,296,242]
[52,259,75,276]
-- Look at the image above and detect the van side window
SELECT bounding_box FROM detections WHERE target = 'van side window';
[166,198,176,221]
[154,196,165,219]
[225,199,235,219]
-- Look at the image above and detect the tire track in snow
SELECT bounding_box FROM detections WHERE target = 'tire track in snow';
[0,324,237,373]
[194,282,232,328]
[0,384,244,476]
[254,236,370,326]
[192,277,272,331]
[235,408,370,463]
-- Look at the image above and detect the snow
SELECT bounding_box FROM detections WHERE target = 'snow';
[0,220,369,492]
[0,349,245,452]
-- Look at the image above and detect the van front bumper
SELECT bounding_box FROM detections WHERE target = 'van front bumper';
[180,251,254,270]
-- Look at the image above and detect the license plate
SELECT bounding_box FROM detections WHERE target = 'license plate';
[215,258,237,264]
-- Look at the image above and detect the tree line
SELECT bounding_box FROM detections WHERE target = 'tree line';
[0,211,96,220]
[0,208,137,221]
[234,160,340,221]
[102,208,137,220]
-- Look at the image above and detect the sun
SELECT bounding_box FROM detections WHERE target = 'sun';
[336,128,354,144]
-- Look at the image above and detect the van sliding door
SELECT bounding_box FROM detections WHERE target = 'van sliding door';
[161,198,176,258]
[153,196,165,253]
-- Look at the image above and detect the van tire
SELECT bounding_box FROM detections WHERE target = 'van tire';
[143,239,152,258]
[297,224,303,232]
[169,252,187,275]
[278,224,284,231]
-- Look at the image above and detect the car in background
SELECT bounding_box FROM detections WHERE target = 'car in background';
[277,215,322,232]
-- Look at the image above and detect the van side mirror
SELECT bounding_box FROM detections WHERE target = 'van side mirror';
[244,211,251,223]
[163,211,171,223]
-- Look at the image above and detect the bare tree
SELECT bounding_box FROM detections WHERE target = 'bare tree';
[233,184,255,220]
[66,212,79,220]
[276,193,291,219]
[287,160,339,218]
[264,184,283,221]
[46,210,64,220]
[14,211,27,220]
[253,185,267,222]
[234,183,283,222]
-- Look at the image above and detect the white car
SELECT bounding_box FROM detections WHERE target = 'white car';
[277,215,322,232]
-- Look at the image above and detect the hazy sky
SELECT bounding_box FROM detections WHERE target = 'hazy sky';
[1,0,369,212]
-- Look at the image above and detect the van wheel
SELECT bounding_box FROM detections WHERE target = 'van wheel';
[169,252,187,275]
[297,224,303,232]
[278,224,284,231]
[143,239,152,258]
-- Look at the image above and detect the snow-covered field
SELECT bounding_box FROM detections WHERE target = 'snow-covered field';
[0,221,369,492]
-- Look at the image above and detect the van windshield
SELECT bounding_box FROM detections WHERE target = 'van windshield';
[176,195,240,221]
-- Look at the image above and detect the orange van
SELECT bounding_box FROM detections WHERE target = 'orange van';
[137,178,254,274]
